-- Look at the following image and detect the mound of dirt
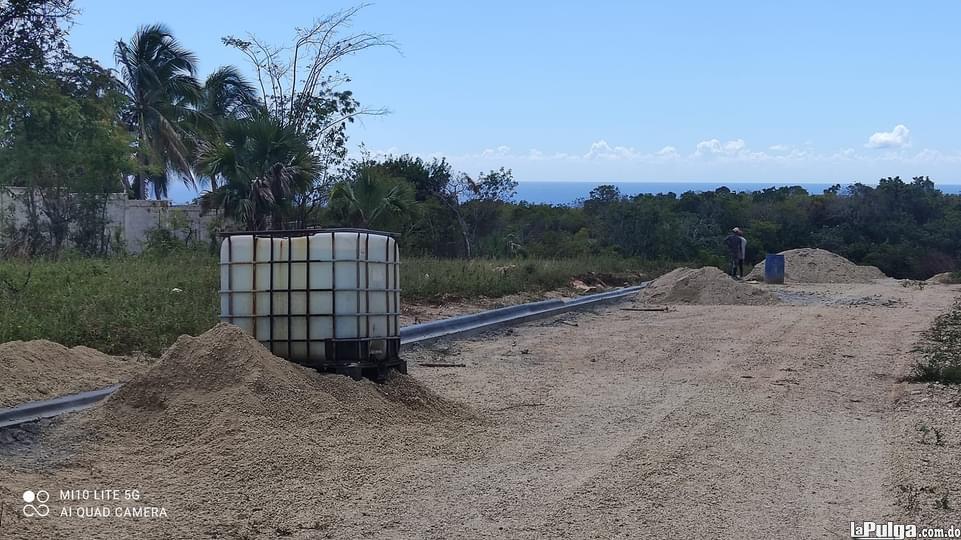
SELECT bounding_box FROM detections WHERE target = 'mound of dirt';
[745,248,886,283]
[105,323,472,442]
[926,272,961,284]
[2,324,479,539]
[639,266,778,305]
[0,340,143,407]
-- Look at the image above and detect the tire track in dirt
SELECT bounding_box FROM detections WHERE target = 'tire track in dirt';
[397,306,802,537]
[530,293,954,539]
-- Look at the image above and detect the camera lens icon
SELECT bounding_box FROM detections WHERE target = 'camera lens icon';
[22,490,50,517]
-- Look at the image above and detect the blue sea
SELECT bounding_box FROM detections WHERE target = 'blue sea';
[513,181,961,206]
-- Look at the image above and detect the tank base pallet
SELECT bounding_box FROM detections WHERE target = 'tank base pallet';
[335,360,407,382]
[296,358,407,383]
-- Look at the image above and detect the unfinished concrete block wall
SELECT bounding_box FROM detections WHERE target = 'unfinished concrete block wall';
[0,187,219,254]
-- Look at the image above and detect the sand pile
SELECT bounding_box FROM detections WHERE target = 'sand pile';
[745,248,886,283]
[927,272,961,284]
[2,324,479,539]
[105,323,472,443]
[0,340,143,407]
[640,267,778,305]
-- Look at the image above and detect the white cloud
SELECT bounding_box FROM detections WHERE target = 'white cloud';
[909,148,961,163]
[526,149,575,161]
[481,145,512,157]
[694,138,722,155]
[695,138,747,157]
[914,148,941,161]
[865,124,911,149]
[724,139,746,154]
[367,132,961,182]
[584,140,639,160]
[656,145,680,159]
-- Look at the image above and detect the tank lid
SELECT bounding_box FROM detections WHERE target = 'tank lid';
[219,227,399,238]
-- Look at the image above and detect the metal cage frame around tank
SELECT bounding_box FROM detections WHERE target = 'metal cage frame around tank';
[218,228,403,374]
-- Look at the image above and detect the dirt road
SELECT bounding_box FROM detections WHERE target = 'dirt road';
[1,280,958,538]
[405,281,959,538]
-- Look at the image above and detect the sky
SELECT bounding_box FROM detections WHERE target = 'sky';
[69,0,961,201]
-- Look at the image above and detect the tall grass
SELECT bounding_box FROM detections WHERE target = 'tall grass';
[0,254,220,356]
[401,256,661,300]
[0,253,663,355]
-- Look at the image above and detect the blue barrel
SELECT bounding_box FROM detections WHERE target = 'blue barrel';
[764,254,785,284]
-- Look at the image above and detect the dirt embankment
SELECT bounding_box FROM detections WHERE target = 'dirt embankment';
[0,341,144,407]
[639,266,778,305]
[926,271,961,284]
[745,248,886,283]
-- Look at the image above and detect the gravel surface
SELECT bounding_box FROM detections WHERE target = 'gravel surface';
[1,281,959,538]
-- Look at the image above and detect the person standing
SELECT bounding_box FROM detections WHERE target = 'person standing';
[738,228,747,278]
[724,227,746,278]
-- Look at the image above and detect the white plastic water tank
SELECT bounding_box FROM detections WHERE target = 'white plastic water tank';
[219,229,400,367]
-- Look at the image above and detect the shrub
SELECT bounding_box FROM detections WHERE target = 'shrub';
[914,300,961,384]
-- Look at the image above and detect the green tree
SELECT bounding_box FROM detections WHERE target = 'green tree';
[193,66,257,189]
[223,6,397,222]
[0,0,76,76]
[328,166,416,230]
[198,113,319,230]
[196,66,257,121]
[0,55,133,255]
[114,24,201,199]
[451,167,517,258]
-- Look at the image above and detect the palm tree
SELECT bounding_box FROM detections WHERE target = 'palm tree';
[193,66,257,189]
[329,167,416,229]
[115,24,201,199]
[198,112,319,230]
[197,66,257,121]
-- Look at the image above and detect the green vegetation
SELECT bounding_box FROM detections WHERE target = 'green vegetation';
[915,422,945,446]
[1,3,396,255]
[0,54,132,257]
[114,24,204,199]
[914,300,961,384]
[353,162,959,280]
[400,256,660,300]
[0,254,218,356]
[0,254,654,355]
[198,112,320,229]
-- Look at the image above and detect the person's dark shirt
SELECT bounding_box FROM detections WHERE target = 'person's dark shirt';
[724,234,741,257]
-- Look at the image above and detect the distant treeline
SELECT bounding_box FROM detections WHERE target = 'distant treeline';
[375,162,957,280]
